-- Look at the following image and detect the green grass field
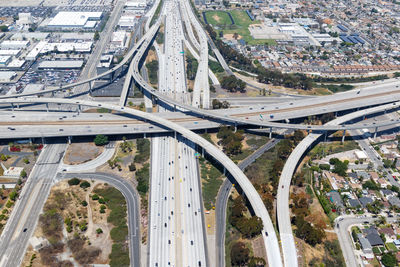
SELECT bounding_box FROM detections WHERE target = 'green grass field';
[205,10,276,46]
[204,11,232,26]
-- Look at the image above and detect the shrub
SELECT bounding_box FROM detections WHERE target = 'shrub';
[79,181,90,189]
[94,135,108,146]
[20,169,27,178]
[96,228,103,234]
[81,200,88,207]
[68,178,81,186]
[91,194,99,200]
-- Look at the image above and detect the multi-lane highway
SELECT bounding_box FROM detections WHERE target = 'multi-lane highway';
[148,0,207,265]
[0,143,67,267]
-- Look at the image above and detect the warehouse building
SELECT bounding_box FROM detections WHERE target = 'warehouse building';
[47,12,102,28]
[0,40,30,50]
[38,60,84,70]
[0,71,17,82]
[0,56,11,67]
[96,54,113,80]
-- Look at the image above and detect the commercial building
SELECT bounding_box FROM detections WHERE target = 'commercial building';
[111,31,128,48]
[38,60,84,70]
[26,41,47,61]
[0,40,30,50]
[0,56,11,67]
[125,0,147,10]
[118,15,138,29]
[0,50,21,57]
[60,32,94,42]
[0,71,17,82]
[7,59,25,69]
[96,54,113,80]
[16,13,33,26]
[47,12,102,28]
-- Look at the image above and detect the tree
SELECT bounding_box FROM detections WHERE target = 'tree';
[381,253,397,267]
[68,178,81,186]
[0,25,8,32]
[20,169,27,178]
[293,130,305,144]
[230,241,249,266]
[96,228,103,234]
[94,135,108,146]
[220,75,246,93]
[80,181,91,189]
[9,190,17,201]
[81,200,88,206]
[94,31,100,41]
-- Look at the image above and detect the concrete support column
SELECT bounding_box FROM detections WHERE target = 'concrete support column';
[17,104,19,109]
[335,111,338,117]
[78,105,81,112]
[342,130,346,143]
[29,138,32,144]
[363,115,366,120]
[89,81,93,91]
[11,103,14,111]
[41,137,45,145]
[324,132,327,142]
[234,123,237,133]
[201,147,204,157]
[269,127,272,139]
[144,133,147,138]
[67,136,72,144]
[223,167,226,176]
[384,109,387,114]
[46,103,49,112]
[374,127,378,139]
[174,131,177,139]
[51,91,54,97]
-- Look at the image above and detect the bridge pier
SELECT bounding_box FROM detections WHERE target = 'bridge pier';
[41,137,45,145]
[11,103,14,111]
[374,127,378,139]
[223,167,226,176]
[29,138,32,144]
[46,103,49,112]
[67,136,72,144]
[89,81,93,92]
[17,103,19,109]
[324,132,327,142]
[51,91,54,97]
[174,131,177,139]
[144,133,147,138]
[342,130,346,143]
[234,123,237,133]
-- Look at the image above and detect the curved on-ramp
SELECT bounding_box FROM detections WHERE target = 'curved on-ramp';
[277,101,400,267]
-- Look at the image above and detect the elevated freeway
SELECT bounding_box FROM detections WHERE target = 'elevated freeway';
[0,96,284,267]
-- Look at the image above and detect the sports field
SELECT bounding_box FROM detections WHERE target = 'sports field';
[204,10,276,45]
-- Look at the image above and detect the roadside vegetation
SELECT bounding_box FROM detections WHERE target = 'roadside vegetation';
[146,59,158,85]
[29,180,122,266]
[94,186,130,267]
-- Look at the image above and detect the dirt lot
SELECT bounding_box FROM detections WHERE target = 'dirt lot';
[21,180,112,267]
[64,143,103,165]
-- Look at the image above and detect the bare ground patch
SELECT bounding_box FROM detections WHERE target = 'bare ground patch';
[64,143,103,165]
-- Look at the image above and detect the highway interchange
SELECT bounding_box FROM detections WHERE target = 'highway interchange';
[1,0,400,266]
